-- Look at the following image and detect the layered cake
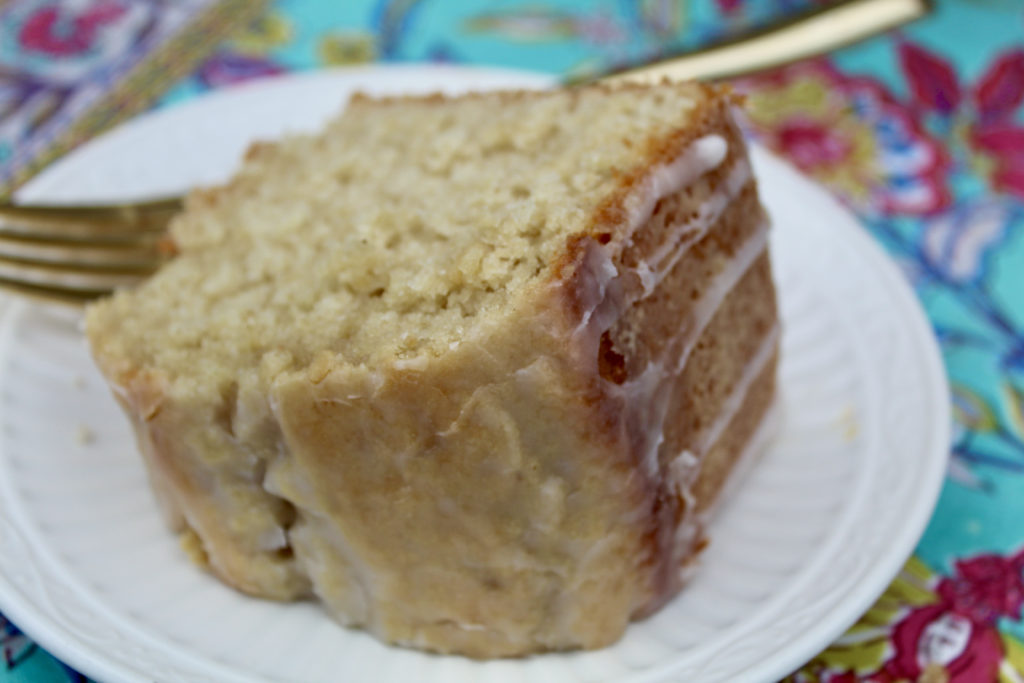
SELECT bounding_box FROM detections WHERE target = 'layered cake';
[85,80,779,658]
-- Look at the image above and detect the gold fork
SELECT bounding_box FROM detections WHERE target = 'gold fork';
[0,198,181,304]
[0,0,928,305]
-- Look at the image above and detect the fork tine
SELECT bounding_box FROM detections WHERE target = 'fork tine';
[0,277,111,306]
[0,198,178,303]
[0,253,149,292]
[0,232,167,268]
[0,198,182,239]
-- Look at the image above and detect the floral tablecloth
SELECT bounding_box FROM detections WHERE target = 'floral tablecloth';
[2,1,1023,681]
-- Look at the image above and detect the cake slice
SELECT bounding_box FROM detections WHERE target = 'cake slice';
[85,80,779,658]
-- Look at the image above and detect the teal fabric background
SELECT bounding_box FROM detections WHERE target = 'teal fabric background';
[2,1,1023,680]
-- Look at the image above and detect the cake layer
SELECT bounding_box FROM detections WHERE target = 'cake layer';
[692,352,778,514]
[85,82,780,658]
[605,184,764,381]
[660,252,777,466]
[618,251,777,617]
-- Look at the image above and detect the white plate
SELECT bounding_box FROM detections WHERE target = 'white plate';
[0,66,949,683]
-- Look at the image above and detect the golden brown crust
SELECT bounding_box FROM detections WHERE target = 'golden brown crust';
[583,84,736,256]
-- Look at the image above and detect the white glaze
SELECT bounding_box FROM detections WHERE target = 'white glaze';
[617,222,769,481]
[560,131,767,487]
[624,135,729,231]
[664,323,780,511]
[530,135,770,609]
[669,399,782,586]
[638,160,753,296]
[566,139,748,363]
[701,398,782,521]
[667,449,699,506]
[573,247,622,333]
[673,223,769,376]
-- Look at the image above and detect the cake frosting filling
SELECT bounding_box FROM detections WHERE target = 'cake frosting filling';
[623,134,729,231]
[694,324,780,458]
[639,159,753,295]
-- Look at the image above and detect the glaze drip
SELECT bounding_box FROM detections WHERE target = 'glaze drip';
[560,131,775,617]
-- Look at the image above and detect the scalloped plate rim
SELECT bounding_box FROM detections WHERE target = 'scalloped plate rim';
[0,64,950,683]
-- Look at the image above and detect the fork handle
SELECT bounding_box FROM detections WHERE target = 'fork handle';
[602,0,929,84]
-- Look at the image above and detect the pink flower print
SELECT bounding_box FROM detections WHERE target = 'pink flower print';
[972,49,1024,122]
[893,41,1024,199]
[869,549,1024,682]
[967,49,1024,198]
[715,0,744,14]
[777,119,854,169]
[937,550,1024,626]
[899,40,961,114]
[737,60,951,216]
[18,1,127,57]
[970,122,1024,197]
[823,673,858,683]
[876,603,1004,682]
[917,613,972,667]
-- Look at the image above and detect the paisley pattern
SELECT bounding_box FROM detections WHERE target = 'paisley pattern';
[0,0,266,195]
[2,0,1024,681]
